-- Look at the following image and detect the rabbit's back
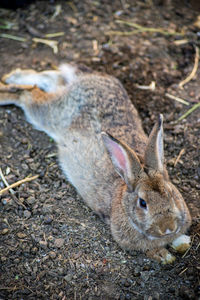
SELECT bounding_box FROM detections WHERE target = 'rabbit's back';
[35,73,147,152]
[2,67,148,221]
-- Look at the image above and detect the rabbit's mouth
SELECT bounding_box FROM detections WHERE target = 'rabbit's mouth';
[146,226,181,240]
[128,216,182,241]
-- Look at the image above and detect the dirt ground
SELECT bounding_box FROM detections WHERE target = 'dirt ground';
[0,1,200,299]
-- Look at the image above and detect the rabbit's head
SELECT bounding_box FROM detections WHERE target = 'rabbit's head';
[102,115,191,249]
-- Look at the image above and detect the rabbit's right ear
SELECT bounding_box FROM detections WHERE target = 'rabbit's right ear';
[101,132,143,190]
[144,114,164,173]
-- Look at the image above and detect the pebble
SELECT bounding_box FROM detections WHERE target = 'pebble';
[31,247,39,254]
[24,210,31,218]
[17,232,27,238]
[54,238,65,248]
[39,240,48,248]
[27,196,36,204]
[21,163,29,170]
[133,267,141,277]
[140,271,150,282]
[64,274,73,282]
[2,198,12,205]
[41,205,53,214]
[44,215,53,224]
[49,251,57,259]
[1,256,7,262]
[1,228,9,235]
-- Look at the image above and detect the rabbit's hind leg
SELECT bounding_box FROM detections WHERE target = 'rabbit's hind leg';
[0,82,34,106]
[2,68,65,93]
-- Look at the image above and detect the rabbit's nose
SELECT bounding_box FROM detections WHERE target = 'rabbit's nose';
[159,218,178,235]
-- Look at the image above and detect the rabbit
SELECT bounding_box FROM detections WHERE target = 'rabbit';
[0,64,192,263]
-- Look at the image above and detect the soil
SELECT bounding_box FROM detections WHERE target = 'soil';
[0,1,200,299]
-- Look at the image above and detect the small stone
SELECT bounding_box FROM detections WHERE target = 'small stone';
[24,210,31,218]
[49,251,57,259]
[64,274,73,282]
[1,228,9,235]
[57,267,64,275]
[123,280,131,287]
[21,163,29,170]
[133,267,141,277]
[54,238,65,248]
[31,247,38,254]
[1,256,7,262]
[48,235,54,241]
[140,271,150,282]
[17,232,27,238]
[44,215,53,224]
[143,265,151,271]
[172,179,179,185]
[27,197,36,204]
[41,205,53,214]
[39,240,48,248]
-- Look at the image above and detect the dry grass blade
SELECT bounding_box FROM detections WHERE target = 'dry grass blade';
[0,33,27,42]
[0,19,15,29]
[174,39,189,46]
[165,93,189,105]
[136,81,156,91]
[174,148,185,166]
[32,38,58,54]
[178,102,200,121]
[0,175,39,196]
[45,32,65,38]
[106,29,141,36]
[179,46,199,88]
[115,20,184,36]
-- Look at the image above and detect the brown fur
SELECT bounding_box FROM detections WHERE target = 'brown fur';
[0,65,192,263]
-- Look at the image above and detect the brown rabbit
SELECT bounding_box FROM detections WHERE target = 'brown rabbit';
[0,64,191,263]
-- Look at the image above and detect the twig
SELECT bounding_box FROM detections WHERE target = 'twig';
[179,46,199,88]
[179,267,188,276]
[0,167,15,195]
[178,102,200,121]
[115,20,184,36]
[165,93,189,106]
[174,149,185,166]
[45,32,64,38]
[174,39,189,46]
[136,81,156,91]
[106,29,142,36]
[0,19,15,30]
[0,175,39,196]
[32,38,58,54]
[0,33,27,42]
[51,4,62,20]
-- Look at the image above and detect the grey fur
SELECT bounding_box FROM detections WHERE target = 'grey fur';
[0,65,191,263]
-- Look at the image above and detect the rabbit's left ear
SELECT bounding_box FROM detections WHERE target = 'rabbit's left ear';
[144,114,164,173]
[101,132,143,190]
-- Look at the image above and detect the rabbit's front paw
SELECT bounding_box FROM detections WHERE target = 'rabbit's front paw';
[171,234,191,254]
[147,248,176,264]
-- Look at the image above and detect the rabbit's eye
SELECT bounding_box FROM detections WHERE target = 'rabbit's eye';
[139,197,147,209]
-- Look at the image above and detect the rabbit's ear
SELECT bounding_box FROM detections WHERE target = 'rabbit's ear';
[144,114,164,173]
[101,132,142,190]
